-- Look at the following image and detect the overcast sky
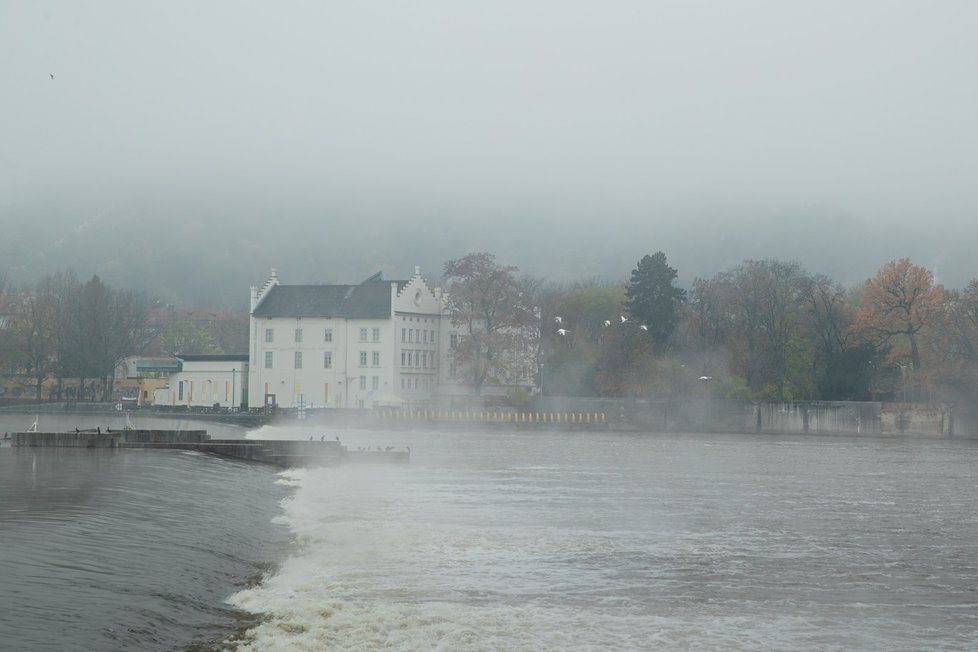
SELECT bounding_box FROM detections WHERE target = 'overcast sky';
[3,1,978,295]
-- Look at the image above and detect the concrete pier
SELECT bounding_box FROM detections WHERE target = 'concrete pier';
[12,430,408,468]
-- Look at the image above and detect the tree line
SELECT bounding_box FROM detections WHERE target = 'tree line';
[444,252,978,405]
[3,254,975,406]
[0,272,154,401]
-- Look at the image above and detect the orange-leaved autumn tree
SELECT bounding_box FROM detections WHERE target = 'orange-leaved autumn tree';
[853,258,944,372]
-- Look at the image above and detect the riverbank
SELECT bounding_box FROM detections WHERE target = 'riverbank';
[3,398,976,437]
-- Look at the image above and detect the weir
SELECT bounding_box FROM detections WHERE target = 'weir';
[10,430,409,468]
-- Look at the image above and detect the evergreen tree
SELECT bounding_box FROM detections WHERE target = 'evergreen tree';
[625,252,686,350]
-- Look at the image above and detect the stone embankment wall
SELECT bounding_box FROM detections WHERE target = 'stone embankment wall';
[536,398,977,437]
[13,429,208,448]
[287,398,975,436]
[11,430,361,467]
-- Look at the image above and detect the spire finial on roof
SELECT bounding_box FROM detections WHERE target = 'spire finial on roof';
[414,265,421,276]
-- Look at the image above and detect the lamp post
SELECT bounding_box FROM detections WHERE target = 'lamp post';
[899,364,908,403]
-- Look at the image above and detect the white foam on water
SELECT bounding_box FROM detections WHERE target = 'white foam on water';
[245,424,316,441]
[227,464,678,650]
[223,433,978,651]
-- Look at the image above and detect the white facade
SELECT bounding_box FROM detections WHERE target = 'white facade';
[246,268,535,411]
[249,314,400,410]
[154,355,248,410]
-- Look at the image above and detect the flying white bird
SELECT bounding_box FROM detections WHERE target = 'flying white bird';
[554,316,563,324]
[556,328,570,336]
[603,319,612,327]
[698,376,713,381]
[639,324,648,331]
[620,315,628,323]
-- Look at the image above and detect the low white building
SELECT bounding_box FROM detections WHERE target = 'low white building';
[153,354,249,410]
[246,267,535,411]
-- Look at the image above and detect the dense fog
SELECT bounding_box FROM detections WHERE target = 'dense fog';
[3,1,977,305]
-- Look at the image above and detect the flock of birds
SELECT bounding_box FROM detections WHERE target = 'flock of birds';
[553,314,648,337]
[552,314,714,381]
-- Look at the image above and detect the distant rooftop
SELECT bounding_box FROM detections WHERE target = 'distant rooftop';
[252,273,408,319]
[176,354,249,363]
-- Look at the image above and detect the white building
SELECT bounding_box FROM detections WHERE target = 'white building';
[246,267,535,411]
[153,354,249,410]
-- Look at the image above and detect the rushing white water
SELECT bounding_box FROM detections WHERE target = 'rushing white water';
[226,428,978,651]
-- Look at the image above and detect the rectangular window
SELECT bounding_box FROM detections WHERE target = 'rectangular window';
[450,333,458,349]
[178,381,184,400]
[372,351,380,367]
[294,352,302,369]
[324,329,333,343]
[323,352,332,369]
[359,351,367,366]
[372,376,379,390]
[265,352,273,369]
[401,351,406,366]
[372,328,380,342]
[265,328,274,343]
[414,351,420,367]
[359,376,366,390]
[359,327,368,341]
[401,328,406,342]
[295,328,303,343]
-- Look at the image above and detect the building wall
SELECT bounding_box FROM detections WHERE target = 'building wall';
[245,268,538,411]
[157,360,247,409]
[248,313,408,410]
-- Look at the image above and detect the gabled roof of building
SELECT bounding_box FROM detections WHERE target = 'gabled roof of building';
[176,354,249,363]
[252,273,409,319]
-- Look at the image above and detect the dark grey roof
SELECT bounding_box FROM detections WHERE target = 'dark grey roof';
[253,279,400,319]
[177,354,249,363]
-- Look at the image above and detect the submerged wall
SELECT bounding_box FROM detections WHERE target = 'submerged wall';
[11,430,375,467]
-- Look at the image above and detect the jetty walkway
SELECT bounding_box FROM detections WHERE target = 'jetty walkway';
[10,430,409,468]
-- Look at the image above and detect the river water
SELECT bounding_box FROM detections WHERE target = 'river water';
[2,414,978,650]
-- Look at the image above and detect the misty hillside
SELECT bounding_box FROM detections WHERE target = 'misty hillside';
[4,2,977,306]
[1,193,969,307]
